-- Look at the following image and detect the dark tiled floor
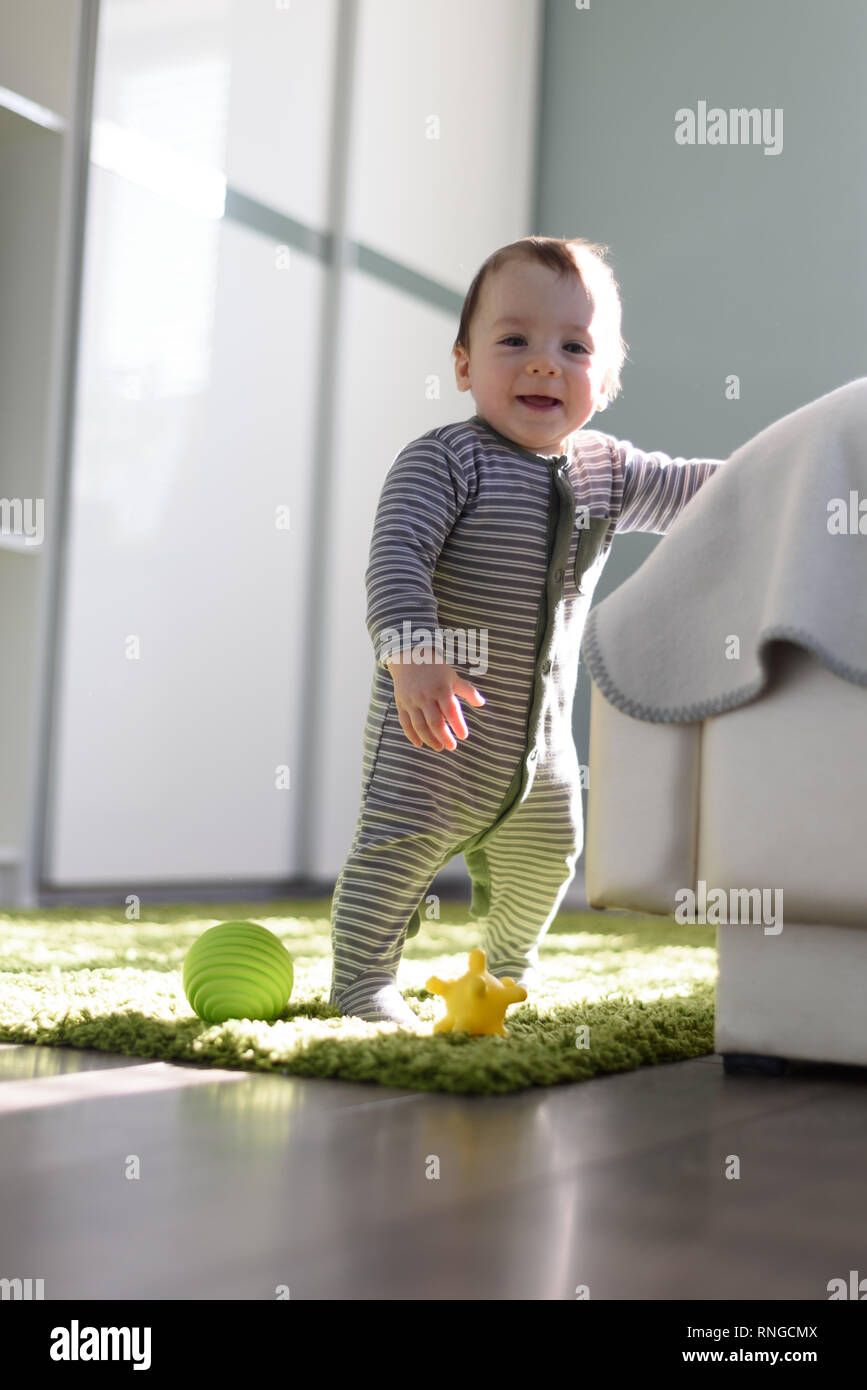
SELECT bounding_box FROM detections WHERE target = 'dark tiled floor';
[1,1042,865,1299]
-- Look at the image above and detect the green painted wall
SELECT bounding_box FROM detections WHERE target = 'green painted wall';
[534,0,867,831]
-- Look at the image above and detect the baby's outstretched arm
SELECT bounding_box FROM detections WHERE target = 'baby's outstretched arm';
[612,438,725,533]
[385,649,485,752]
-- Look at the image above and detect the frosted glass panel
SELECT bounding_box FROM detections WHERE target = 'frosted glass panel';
[310,274,472,878]
[351,0,540,286]
[224,0,337,225]
[48,0,329,884]
[92,0,337,228]
[311,0,542,876]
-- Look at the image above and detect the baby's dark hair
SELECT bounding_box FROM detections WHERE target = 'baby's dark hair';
[453,235,628,403]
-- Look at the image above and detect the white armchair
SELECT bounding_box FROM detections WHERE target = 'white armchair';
[585,640,867,1073]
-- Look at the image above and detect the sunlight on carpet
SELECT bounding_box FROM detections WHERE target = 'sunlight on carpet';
[0,899,717,1094]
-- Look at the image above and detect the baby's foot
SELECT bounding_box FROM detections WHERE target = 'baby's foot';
[335,981,419,1026]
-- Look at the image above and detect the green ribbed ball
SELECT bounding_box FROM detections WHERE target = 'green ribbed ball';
[183,921,294,1024]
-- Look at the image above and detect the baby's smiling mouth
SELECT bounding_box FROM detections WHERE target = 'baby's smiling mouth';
[517,395,563,410]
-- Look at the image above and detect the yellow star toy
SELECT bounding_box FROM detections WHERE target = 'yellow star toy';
[426,948,528,1037]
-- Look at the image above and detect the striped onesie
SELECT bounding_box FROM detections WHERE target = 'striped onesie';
[329,411,724,1018]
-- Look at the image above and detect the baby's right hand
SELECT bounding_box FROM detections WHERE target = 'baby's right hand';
[385,650,486,751]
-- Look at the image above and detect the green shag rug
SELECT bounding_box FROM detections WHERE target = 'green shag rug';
[0,900,716,1095]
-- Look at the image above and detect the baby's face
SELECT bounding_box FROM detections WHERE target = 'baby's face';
[454,259,610,454]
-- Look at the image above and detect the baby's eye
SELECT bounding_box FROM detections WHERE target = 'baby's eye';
[499,336,590,354]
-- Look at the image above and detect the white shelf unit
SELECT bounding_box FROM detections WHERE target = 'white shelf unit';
[0,0,84,906]
[0,103,61,904]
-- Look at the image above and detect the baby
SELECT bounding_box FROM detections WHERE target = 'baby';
[329,235,726,1024]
